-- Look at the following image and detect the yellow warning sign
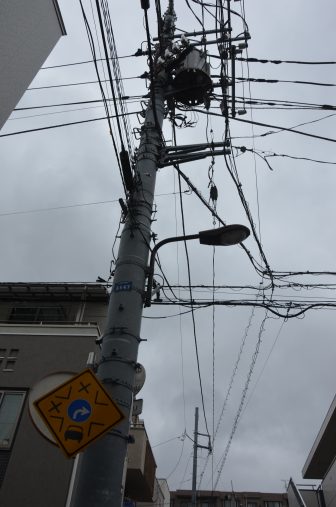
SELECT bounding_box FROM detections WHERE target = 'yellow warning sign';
[34,368,124,458]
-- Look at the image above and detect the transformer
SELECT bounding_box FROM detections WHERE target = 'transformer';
[173,48,212,106]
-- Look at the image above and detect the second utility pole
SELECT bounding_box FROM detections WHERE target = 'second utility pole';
[192,407,199,507]
[71,3,175,506]
[192,406,212,506]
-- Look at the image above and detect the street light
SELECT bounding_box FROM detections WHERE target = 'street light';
[144,223,250,307]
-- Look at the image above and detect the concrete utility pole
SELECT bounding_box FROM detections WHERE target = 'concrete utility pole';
[191,406,213,506]
[192,407,199,507]
[71,3,175,506]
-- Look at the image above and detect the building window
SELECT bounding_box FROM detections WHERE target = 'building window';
[0,349,6,369]
[3,349,19,372]
[265,502,282,507]
[0,391,25,449]
[0,349,19,372]
[8,306,65,323]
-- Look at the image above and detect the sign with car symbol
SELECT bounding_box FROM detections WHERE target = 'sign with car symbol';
[34,368,124,457]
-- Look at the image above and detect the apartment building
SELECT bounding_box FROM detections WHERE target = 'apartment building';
[287,392,336,507]
[0,282,164,506]
[170,490,288,507]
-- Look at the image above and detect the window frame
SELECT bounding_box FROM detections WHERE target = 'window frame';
[265,502,282,507]
[2,348,19,372]
[8,305,66,323]
[0,390,26,449]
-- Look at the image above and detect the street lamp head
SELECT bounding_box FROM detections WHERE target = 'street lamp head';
[198,224,250,246]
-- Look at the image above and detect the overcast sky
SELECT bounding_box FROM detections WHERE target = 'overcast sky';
[1,0,336,495]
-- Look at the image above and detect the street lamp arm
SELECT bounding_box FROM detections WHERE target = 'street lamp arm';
[144,224,250,307]
[145,233,200,307]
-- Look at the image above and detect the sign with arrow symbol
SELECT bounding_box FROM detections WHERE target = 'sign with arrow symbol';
[34,368,124,457]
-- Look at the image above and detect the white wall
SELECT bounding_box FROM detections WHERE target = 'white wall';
[0,0,65,129]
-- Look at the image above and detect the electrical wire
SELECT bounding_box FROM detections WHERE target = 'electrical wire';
[236,57,336,65]
[223,141,274,285]
[99,0,135,154]
[27,75,143,91]
[244,46,263,250]
[177,156,211,438]
[234,146,336,167]
[198,299,258,488]
[213,311,269,489]
[152,298,336,320]
[78,0,125,191]
[0,112,139,138]
[235,76,336,87]
[94,0,126,151]
[187,107,336,144]
[239,318,287,420]
[40,54,139,70]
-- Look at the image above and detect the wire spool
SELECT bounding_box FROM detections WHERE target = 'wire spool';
[173,48,212,105]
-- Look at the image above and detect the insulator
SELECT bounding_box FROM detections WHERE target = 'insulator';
[210,185,218,202]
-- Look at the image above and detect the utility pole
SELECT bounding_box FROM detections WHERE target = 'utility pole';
[192,406,212,506]
[192,407,199,507]
[71,3,176,506]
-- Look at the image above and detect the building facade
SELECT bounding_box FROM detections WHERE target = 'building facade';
[170,490,288,507]
[0,0,66,129]
[0,282,166,506]
[287,393,336,507]
[0,282,107,506]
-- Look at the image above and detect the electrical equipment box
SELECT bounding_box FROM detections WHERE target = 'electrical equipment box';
[173,48,212,105]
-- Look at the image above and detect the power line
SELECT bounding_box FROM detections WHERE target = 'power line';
[40,54,141,70]
[198,300,258,488]
[0,191,181,218]
[93,0,126,151]
[97,0,135,154]
[153,298,336,320]
[239,318,287,421]
[233,145,336,167]
[224,145,274,285]
[14,97,144,111]
[237,56,336,65]
[232,115,336,143]
[78,0,125,192]
[173,165,266,277]
[0,199,119,217]
[209,94,336,111]
[27,76,143,91]
[191,108,336,143]
[214,311,269,489]
[0,112,139,138]
[175,142,211,438]
[236,76,336,87]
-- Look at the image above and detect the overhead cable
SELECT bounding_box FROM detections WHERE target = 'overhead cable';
[191,108,336,143]
[213,311,269,489]
[0,112,139,138]
[41,54,138,70]
[237,57,336,65]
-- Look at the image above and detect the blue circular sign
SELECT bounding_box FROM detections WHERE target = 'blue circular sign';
[67,399,92,422]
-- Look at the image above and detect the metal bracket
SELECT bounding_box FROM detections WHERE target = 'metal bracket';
[159,141,231,167]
